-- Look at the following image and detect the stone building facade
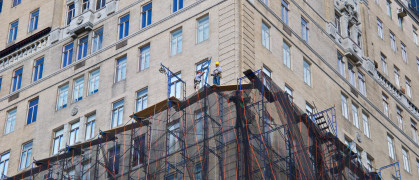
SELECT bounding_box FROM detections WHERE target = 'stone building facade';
[0,0,418,179]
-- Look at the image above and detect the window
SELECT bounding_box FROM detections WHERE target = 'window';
[62,43,74,68]
[196,61,209,89]
[262,22,270,49]
[82,0,89,12]
[262,66,272,89]
[0,1,2,14]
[140,45,150,71]
[108,146,120,176]
[136,88,148,112]
[132,135,146,167]
[387,135,395,159]
[338,52,345,77]
[19,142,32,170]
[73,77,84,102]
[81,163,90,180]
[406,77,412,98]
[0,152,10,178]
[119,14,130,40]
[386,0,392,18]
[173,0,183,13]
[301,18,309,42]
[401,42,408,63]
[78,36,88,60]
[283,42,291,68]
[352,104,359,129]
[417,159,419,175]
[57,84,69,110]
[89,69,100,95]
[413,26,418,45]
[142,3,152,28]
[402,148,410,172]
[383,94,389,117]
[394,66,400,87]
[195,164,202,180]
[282,0,289,25]
[284,85,293,102]
[27,98,38,125]
[96,0,106,10]
[417,58,419,73]
[53,129,64,155]
[112,100,124,128]
[377,19,383,39]
[398,16,403,30]
[362,113,370,138]
[69,121,80,145]
[303,60,311,86]
[12,0,21,6]
[0,77,2,92]
[67,3,75,25]
[381,53,387,74]
[12,67,23,92]
[358,72,366,96]
[366,156,373,172]
[8,20,18,43]
[411,120,418,144]
[170,74,182,99]
[195,111,204,141]
[341,94,348,119]
[390,31,396,52]
[397,106,403,129]
[85,114,96,140]
[5,109,16,134]
[335,12,341,35]
[33,58,44,82]
[92,28,103,53]
[29,10,39,32]
[168,122,180,153]
[348,63,356,87]
[171,29,182,56]
[306,103,313,115]
[197,15,209,43]
[115,56,127,82]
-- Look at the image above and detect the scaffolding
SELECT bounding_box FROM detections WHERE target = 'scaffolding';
[6,68,385,180]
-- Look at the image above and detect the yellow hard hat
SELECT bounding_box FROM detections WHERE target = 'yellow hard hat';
[215,61,220,66]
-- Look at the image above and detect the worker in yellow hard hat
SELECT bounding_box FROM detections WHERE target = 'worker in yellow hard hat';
[211,61,222,85]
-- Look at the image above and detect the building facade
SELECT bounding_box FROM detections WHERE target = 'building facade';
[0,0,418,179]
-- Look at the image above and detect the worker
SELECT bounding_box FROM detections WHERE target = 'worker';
[212,61,222,86]
[194,70,205,90]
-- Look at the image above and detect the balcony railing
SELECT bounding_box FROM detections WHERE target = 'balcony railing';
[0,32,50,72]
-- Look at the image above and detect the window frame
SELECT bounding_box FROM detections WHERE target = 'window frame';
[69,121,80,145]
[139,45,150,71]
[96,0,106,10]
[141,2,152,28]
[115,56,127,82]
[301,17,309,43]
[57,84,69,110]
[92,27,103,53]
[67,3,75,25]
[53,128,64,155]
[387,134,395,159]
[402,147,410,172]
[88,69,100,95]
[136,88,148,112]
[62,42,74,68]
[77,35,89,60]
[27,98,39,125]
[29,9,39,32]
[85,113,96,140]
[362,112,370,138]
[11,67,23,93]
[172,0,184,13]
[111,99,124,128]
[358,72,366,96]
[341,94,348,119]
[303,59,311,86]
[377,18,383,39]
[170,28,183,56]
[262,22,270,50]
[73,76,84,102]
[5,108,17,134]
[283,41,291,68]
[8,20,19,43]
[281,0,289,25]
[118,14,130,40]
[197,15,209,44]
[33,57,44,82]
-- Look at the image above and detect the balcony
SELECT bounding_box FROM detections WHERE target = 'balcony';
[67,10,94,37]
[341,37,362,64]
[0,28,50,72]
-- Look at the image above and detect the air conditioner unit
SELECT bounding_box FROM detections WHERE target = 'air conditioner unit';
[397,8,407,17]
